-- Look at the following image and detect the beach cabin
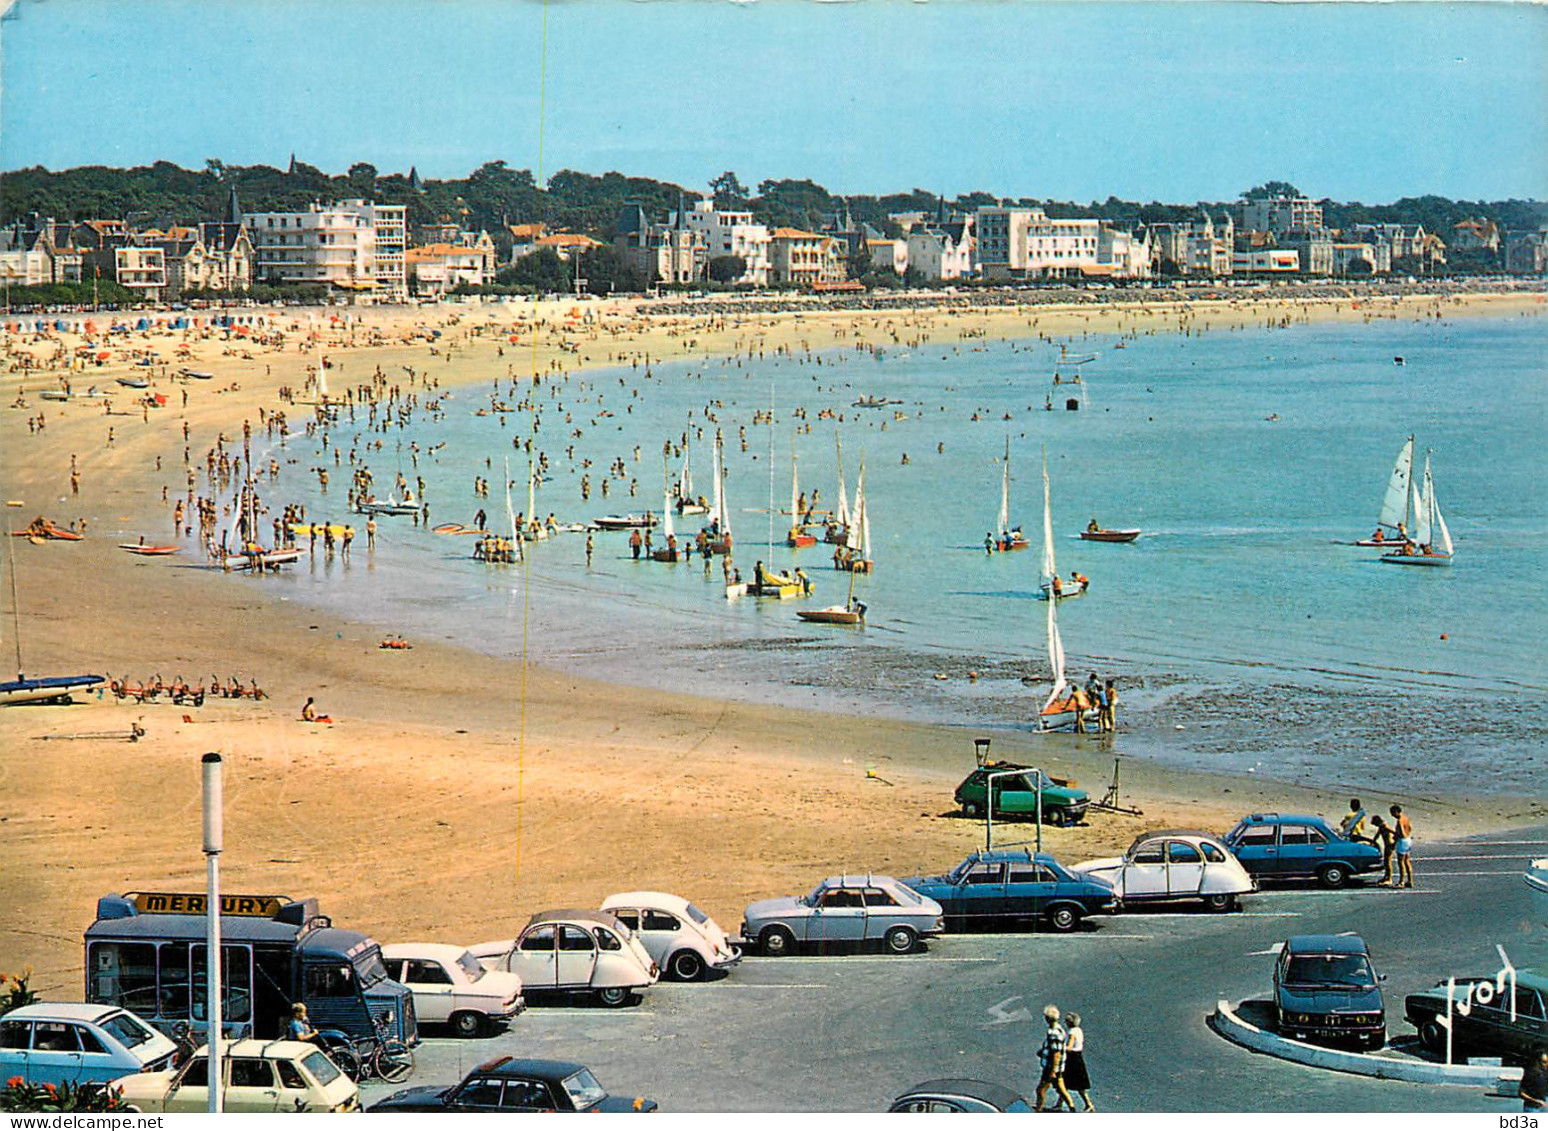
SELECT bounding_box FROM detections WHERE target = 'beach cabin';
[84,892,417,1045]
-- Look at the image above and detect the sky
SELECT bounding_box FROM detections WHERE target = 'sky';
[2,0,1546,204]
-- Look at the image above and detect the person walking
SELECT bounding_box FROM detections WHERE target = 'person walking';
[366,516,377,551]
[1390,804,1414,888]
[629,528,642,559]
[1032,1005,1074,1112]
[1062,1012,1095,1112]
[585,532,594,567]
[1099,679,1118,733]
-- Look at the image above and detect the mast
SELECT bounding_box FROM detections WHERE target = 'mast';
[856,459,871,561]
[790,435,800,531]
[766,383,776,562]
[1378,435,1414,535]
[998,436,1011,538]
[1039,445,1056,587]
[1411,455,1433,548]
[661,449,675,541]
[1040,448,1068,717]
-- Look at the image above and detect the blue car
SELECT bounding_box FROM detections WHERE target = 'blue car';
[1223,813,1384,889]
[903,849,1117,932]
[1274,934,1386,1050]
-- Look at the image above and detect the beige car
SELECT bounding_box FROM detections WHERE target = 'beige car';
[112,1039,360,1113]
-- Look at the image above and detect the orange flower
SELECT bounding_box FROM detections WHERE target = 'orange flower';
[6,1075,24,1088]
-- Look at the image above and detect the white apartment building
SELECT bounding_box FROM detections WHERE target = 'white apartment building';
[244,200,407,301]
[867,238,908,276]
[114,245,168,301]
[1239,195,1323,235]
[679,201,771,286]
[1232,248,1300,274]
[976,207,1146,280]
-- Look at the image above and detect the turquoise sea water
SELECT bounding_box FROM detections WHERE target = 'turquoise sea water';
[262,312,1548,796]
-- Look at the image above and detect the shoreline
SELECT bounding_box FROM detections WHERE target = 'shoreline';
[2,286,1545,997]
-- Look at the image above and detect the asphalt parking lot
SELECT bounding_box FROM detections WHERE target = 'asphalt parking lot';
[360,828,1547,1112]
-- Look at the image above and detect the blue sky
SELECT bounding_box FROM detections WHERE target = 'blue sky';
[2,0,1545,203]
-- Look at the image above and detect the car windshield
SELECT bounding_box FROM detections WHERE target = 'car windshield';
[1225,821,1248,843]
[684,904,710,926]
[456,951,486,982]
[562,1069,608,1110]
[804,885,825,906]
[1285,954,1376,988]
[99,1011,155,1048]
[303,1050,342,1086]
[353,948,389,989]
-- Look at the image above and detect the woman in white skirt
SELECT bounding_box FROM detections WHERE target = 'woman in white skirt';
[1063,1012,1095,1112]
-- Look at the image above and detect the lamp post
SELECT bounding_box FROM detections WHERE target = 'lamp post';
[201,752,224,1114]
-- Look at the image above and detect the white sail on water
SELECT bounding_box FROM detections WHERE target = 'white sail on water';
[790,446,800,526]
[850,461,870,558]
[858,490,872,560]
[835,433,850,529]
[1411,468,1432,548]
[998,439,1012,537]
[679,444,694,501]
[527,456,537,531]
[1378,436,1414,532]
[1040,450,1068,717]
[662,492,675,540]
[1039,447,1056,586]
[504,456,520,558]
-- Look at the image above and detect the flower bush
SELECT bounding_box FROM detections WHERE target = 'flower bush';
[1,1079,127,1113]
[0,969,38,1016]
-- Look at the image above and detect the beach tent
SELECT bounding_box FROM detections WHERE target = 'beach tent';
[136,318,150,330]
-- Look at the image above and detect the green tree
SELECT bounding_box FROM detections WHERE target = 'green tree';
[499,248,571,293]
[1244,181,1303,200]
[707,254,746,284]
[347,162,378,197]
[709,171,748,206]
[576,244,649,295]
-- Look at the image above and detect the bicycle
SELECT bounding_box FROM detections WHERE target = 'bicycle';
[314,1011,414,1084]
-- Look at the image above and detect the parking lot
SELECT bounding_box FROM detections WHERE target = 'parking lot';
[360,828,1546,1112]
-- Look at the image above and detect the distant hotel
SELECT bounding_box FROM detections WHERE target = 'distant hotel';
[244,200,407,301]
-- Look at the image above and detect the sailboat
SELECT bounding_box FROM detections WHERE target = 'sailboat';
[1355,435,1414,547]
[991,438,1029,551]
[1,522,103,705]
[824,431,851,545]
[835,460,874,573]
[1036,458,1087,601]
[1044,345,1096,412]
[1381,451,1453,567]
[743,391,808,600]
[674,441,708,515]
[1037,450,1099,731]
[651,452,681,561]
[798,460,868,622]
[786,439,816,547]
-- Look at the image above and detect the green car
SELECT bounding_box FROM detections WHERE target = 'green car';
[954,763,1089,826]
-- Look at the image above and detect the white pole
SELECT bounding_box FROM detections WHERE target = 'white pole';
[202,753,224,1114]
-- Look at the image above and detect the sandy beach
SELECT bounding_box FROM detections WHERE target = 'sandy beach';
[3,285,1544,998]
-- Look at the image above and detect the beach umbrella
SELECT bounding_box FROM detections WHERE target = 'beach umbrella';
[136,318,150,330]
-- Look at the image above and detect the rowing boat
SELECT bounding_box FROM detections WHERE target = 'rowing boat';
[1079,527,1140,543]
[118,544,180,556]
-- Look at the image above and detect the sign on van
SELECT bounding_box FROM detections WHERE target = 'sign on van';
[131,892,283,917]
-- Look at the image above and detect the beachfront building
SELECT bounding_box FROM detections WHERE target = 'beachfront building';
[906,219,974,281]
[196,221,255,292]
[244,200,407,301]
[0,216,80,286]
[1505,229,1548,275]
[1239,193,1324,235]
[768,228,845,287]
[680,200,771,286]
[867,238,908,276]
[144,227,207,295]
[1148,213,1234,276]
[407,234,498,296]
[534,232,604,261]
[1232,247,1301,274]
[1331,240,1391,275]
[614,204,706,285]
[1451,217,1501,253]
[1275,231,1334,275]
[976,207,1148,280]
[112,245,169,301]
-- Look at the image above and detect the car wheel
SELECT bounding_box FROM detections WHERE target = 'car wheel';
[1420,1019,1447,1053]
[1203,892,1236,913]
[884,925,917,954]
[596,986,631,1008]
[1367,1027,1387,1051]
[1047,905,1081,932]
[668,950,705,981]
[1317,863,1350,889]
[761,926,797,957]
[450,1010,485,1038]
[962,800,982,818]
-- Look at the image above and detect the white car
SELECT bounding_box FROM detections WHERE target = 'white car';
[1071,829,1254,911]
[471,910,659,1008]
[601,891,741,981]
[112,1039,360,1112]
[0,1003,178,1088]
[382,944,525,1037]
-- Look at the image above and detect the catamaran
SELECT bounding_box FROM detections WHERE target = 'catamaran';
[1356,435,1415,547]
[1037,450,1099,731]
[1380,451,1453,567]
[991,437,1029,551]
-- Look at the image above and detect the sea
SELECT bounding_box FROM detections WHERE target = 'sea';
[251,311,1548,798]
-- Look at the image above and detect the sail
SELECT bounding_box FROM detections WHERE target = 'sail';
[1411,461,1432,547]
[855,461,871,558]
[790,448,800,526]
[998,439,1012,537]
[835,433,850,528]
[1041,588,1068,716]
[662,493,674,540]
[859,491,872,560]
[503,457,518,543]
[711,436,725,529]
[679,444,693,500]
[1433,488,1453,556]
[526,456,537,532]
[1377,436,1413,531]
[1040,447,1056,585]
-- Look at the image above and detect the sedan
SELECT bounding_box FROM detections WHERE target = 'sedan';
[904,849,1118,932]
[1071,830,1253,911]
[382,943,525,1037]
[1406,970,1548,1064]
[369,1056,657,1112]
[741,875,944,957]
[0,1003,178,1088]
[471,910,658,1008]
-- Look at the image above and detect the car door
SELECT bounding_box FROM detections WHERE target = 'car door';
[639,908,683,966]
[1004,862,1058,923]
[811,887,867,941]
[1120,840,1169,898]
[991,775,1034,817]
[555,925,599,989]
[402,959,456,1023]
[1276,824,1322,878]
[164,1056,210,1112]
[72,1022,125,1086]
[449,1075,507,1111]
[227,1055,281,1112]
[274,1056,316,1113]
[1164,840,1207,898]
[952,860,1007,922]
[25,1021,85,1086]
[1508,987,1548,1058]
[1230,823,1281,876]
[0,1019,32,1085]
[500,1077,559,1112]
[513,925,558,989]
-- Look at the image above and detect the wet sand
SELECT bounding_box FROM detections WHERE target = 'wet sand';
[2,288,1543,996]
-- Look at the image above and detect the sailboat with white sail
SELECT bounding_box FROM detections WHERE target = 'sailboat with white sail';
[1036,455,1087,600]
[990,437,1029,551]
[786,439,816,547]
[1355,435,1414,547]
[673,440,708,515]
[824,431,851,545]
[1037,449,1099,731]
[1,512,103,705]
[1380,451,1453,567]
[742,392,808,600]
[834,459,874,573]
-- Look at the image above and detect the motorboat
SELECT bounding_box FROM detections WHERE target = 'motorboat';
[593,513,658,530]
[1079,527,1140,543]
